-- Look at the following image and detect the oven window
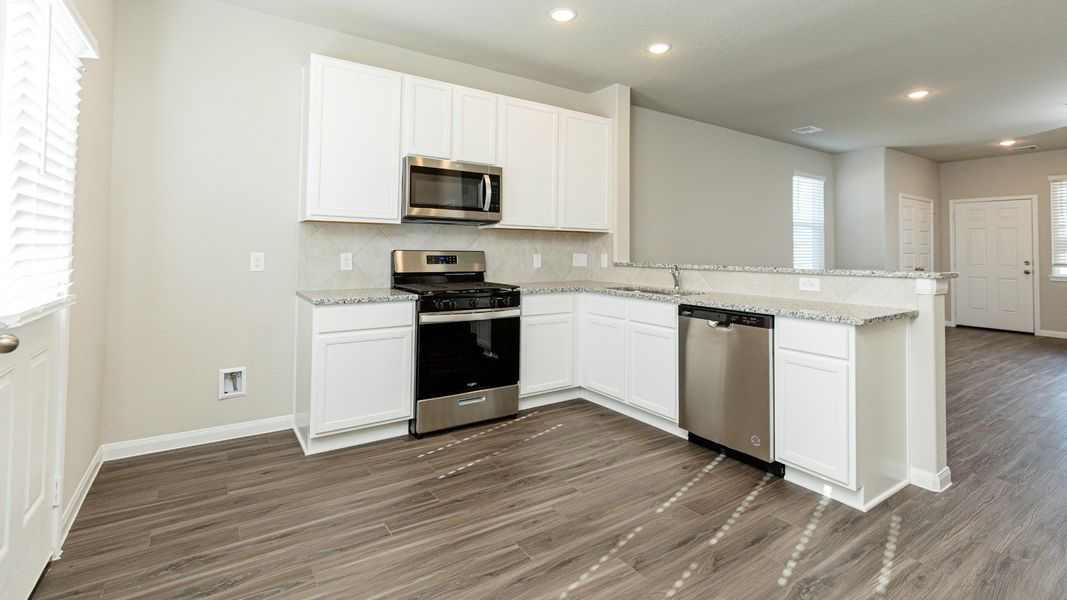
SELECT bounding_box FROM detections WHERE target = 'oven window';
[417,316,519,399]
[409,166,487,211]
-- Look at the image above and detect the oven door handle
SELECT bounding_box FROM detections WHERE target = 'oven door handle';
[419,307,520,324]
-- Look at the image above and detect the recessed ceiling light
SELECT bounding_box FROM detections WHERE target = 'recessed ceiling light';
[906,89,930,100]
[792,126,823,135]
[646,42,672,55]
[548,7,576,22]
[999,139,1017,146]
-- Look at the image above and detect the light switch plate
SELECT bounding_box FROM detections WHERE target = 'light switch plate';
[799,277,820,292]
[601,253,609,268]
[249,252,265,272]
[340,253,353,271]
[572,253,588,267]
[533,253,542,269]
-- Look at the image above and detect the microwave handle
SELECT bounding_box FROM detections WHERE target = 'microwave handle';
[482,174,492,211]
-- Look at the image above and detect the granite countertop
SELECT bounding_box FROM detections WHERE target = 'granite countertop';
[615,261,959,280]
[518,281,918,326]
[296,288,417,305]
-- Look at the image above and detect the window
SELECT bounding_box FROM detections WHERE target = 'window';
[792,174,826,270]
[0,0,97,321]
[1052,176,1067,279]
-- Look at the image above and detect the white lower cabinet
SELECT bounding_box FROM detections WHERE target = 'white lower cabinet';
[582,313,627,399]
[315,328,414,434]
[520,313,574,395]
[626,321,678,420]
[773,317,909,510]
[295,299,415,454]
[774,348,851,486]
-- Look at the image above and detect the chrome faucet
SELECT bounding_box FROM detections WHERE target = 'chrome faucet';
[670,265,681,293]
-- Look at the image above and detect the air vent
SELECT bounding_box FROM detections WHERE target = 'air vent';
[791,126,823,135]
[1008,144,1039,153]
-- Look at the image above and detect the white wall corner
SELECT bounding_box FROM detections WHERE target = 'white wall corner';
[915,278,949,295]
[910,466,952,492]
[1037,329,1067,339]
[56,445,104,558]
[101,415,294,462]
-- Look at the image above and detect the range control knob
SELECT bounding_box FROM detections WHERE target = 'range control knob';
[445,299,456,310]
[433,300,444,310]
[469,298,478,308]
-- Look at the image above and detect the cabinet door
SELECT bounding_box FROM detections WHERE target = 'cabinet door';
[582,314,626,400]
[402,76,452,159]
[559,111,612,231]
[520,314,574,395]
[626,322,678,420]
[313,327,413,435]
[304,56,402,223]
[452,86,497,165]
[774,349,852,486]
[498,97,559,228]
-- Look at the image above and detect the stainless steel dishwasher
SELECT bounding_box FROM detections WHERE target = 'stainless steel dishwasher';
[679,305,784,476]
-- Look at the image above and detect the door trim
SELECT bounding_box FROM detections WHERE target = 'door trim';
[948,195,1040,332]
[899,194,936,272]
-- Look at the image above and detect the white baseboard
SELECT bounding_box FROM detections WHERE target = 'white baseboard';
[1037,329,1067,339]
[579,388,688,439]
[945,320,956,327]
[55,445,104,558]
[910,466,953,492]
[519,388,581,410]
[101,414,294,461]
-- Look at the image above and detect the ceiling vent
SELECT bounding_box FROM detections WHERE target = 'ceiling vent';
[791,126,823,135]
[1008,144,1040,153]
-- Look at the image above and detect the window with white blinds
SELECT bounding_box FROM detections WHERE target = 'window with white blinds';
[1052,176,1067,279]
[792,174,826,270]
[0,0,97,321]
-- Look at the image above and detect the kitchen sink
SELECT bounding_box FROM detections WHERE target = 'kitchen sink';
[607,286,702,297]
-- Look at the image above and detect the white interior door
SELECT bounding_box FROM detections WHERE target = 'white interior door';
[900,195,934,272]
[0,314,60,600]
[953,198,1035,332]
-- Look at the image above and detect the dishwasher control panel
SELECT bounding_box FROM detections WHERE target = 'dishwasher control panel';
[679,306,773,329]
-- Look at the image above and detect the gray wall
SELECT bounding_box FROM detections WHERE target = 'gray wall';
[940,149,1067,333]
[630,107,835,268]
[833,148,886,269]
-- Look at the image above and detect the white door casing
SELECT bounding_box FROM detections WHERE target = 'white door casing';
[0,314,61,600]
[951,197,1036,333]
[900,195,934,272]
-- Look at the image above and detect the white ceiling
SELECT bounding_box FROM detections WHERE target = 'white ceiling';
[220,0,1067,163]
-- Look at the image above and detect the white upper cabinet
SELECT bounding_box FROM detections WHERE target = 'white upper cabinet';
[559,111,612,231]
[452,86,498,165]
[402,76,452,159]
[302,55,402,223]
[498,97,559,229]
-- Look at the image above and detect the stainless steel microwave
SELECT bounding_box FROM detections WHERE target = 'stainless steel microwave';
[402,156,502,225]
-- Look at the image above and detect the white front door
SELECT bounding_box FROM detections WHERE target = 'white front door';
[900,195,934,272]
[0,314,60,600]
[953,198,1035,332]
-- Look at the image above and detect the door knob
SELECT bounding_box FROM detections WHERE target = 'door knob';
[1024,260,1032,266]
[1024,270,1032,275]
[0,334,19,354]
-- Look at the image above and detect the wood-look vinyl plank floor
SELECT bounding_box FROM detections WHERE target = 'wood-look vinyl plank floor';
[34,327,1067,599]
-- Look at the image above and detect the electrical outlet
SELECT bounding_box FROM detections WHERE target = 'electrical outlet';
[572,253,588,267]
[533,253,542,269]
[219,367,247,400]
[340,253,353,271]
[601,253,609,268]
[799,277,821,292]
[249,252,265,272]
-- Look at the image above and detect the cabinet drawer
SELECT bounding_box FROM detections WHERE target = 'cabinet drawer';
[776,318,850,360]
[316,302,414,334]
[583,294,626,319]
[521,293,574,316]
[627,298,677,329]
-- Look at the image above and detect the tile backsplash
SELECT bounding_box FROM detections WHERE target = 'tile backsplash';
[298,222,613,289]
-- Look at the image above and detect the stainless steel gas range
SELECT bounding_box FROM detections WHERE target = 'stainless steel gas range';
[391,250,520,436]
